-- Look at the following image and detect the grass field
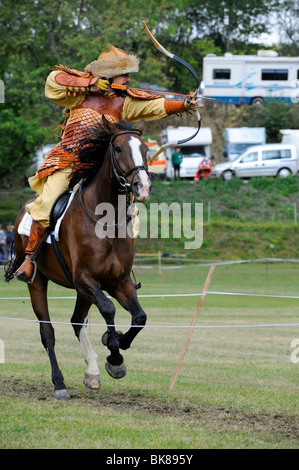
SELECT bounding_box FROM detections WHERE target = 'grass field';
[0,261,298,449]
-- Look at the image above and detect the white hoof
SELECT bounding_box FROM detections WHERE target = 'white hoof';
[83,373,101,390]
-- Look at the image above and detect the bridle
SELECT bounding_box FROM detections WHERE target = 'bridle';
[79,129,149,226]
[109,130,149,193]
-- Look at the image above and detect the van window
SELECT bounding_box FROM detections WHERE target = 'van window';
[281,149,292,159]
[181,145,206,157]
[213,69,231,80]
[261,69,288,81]
[262,149,291,160]
[239,152,258,163]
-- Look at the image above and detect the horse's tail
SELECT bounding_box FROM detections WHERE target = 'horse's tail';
[4,242,20,282]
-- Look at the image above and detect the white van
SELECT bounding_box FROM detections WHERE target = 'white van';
[202,51,299,105]
[209,144,298,180]
[224,127,266,161]
[146,140,166,180]
[280,129,299,157]
[160,126,213,179]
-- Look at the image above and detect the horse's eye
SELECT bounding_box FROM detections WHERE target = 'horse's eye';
[115,146,122,153]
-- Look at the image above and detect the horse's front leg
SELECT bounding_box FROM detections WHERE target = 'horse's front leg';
[76,274,126,379]
[71,294,101,390]
[110,278,147,351]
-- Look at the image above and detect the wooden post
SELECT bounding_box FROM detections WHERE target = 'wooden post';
[169,263,216,390]
[158,251,162,275]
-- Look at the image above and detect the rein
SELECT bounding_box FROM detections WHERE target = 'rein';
[109,129,148,192]
[79,129,148,226]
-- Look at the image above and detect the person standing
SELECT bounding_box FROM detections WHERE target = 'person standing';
[0,224,6,264]
[171,147,183,180]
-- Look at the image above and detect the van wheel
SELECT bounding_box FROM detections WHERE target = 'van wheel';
[277,168,292,177]
[251,97,264,106]
[222,170,233,181]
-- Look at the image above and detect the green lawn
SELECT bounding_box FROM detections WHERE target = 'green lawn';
[0,261,298,448]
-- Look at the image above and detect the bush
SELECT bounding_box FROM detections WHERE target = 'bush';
[239,101,299,142]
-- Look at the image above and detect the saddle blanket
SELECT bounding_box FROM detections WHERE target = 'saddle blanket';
[17,190,76,243]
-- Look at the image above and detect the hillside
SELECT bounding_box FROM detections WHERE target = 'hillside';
[135,177,299,260]
[1,177,299,261]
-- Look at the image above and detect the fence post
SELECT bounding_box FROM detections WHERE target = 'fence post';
[294,203,297,226]
[207,201,211,223]
[158,251,162,274]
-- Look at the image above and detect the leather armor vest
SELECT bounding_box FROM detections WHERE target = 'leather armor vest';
[73,89,125,121]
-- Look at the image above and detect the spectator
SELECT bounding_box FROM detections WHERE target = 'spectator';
[5,222,14,259]
[194,156,212,182]
[171,147,183,180]
[0,224,7,264]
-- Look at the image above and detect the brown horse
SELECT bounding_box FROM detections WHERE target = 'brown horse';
[6,117,151,400]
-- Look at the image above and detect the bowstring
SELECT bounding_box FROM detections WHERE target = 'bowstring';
[127,22,146,53]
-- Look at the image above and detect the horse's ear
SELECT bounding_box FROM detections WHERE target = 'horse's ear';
[137,119,145,134]
[102,115,113,134]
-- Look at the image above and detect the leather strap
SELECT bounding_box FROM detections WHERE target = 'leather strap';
[50,234,74,286]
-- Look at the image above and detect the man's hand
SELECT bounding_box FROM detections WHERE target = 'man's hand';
[94,78,110,92]
[184,97,200,111]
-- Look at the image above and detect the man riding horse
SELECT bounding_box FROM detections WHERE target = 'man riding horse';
[15,44,200,283]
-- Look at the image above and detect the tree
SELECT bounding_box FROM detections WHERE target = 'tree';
[0,108,47,187]
[186,0,278,53]
[273,0,299,55]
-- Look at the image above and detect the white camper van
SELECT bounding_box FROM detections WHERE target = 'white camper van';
[160,126,213,179]
[202,51,299,105]
[224,127,266,161]
[280,129,299,157]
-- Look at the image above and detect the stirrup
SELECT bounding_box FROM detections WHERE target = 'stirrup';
[26,259,38,284]
[14,259,38,284]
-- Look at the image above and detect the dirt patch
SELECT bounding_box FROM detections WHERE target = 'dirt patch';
[1,377,298,441]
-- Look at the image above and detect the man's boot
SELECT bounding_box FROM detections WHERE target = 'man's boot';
[14,220,47,283]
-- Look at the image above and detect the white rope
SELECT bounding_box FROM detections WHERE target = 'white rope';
[0,315,298,329]
[133,257,299,269]
[1,290,299,300]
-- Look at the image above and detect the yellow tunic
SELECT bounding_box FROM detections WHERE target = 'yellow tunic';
[45,70,168,121]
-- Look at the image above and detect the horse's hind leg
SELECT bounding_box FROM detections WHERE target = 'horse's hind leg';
[28,272,70,400]
[110,278,147,351]
[71,294,100,390]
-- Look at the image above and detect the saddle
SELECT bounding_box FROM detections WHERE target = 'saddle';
[49,189,73,229]
[49,189,74,286]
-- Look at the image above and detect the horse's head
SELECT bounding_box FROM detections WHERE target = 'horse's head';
[103,117,152,202]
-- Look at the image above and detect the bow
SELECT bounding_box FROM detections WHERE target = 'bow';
[141,21,201,164]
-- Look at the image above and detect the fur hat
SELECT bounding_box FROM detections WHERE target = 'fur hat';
[85,44,139,79]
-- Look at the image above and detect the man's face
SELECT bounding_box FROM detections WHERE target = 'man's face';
[113,74,131,87]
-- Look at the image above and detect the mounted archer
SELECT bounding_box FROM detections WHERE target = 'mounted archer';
[14,41,200,283]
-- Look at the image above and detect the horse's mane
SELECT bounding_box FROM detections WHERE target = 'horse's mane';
[70,120,133,187]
